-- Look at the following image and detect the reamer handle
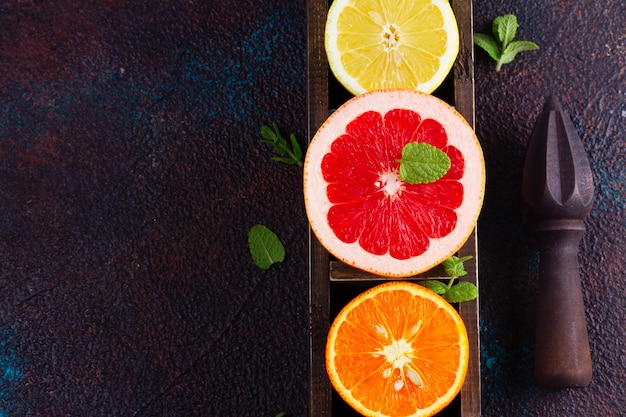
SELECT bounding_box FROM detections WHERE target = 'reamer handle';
[533,221,592,388]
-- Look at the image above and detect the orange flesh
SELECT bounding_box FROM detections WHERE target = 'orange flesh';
[327,283,468,416]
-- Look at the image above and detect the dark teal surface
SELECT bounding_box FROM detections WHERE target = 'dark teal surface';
[0,1,308,415]
[0,0,624,416]
[474,1,625,415]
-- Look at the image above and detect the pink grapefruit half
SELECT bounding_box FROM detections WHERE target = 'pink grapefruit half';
[304,89,485,277]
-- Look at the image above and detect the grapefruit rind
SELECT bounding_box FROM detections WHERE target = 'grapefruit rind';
[325,281,470,417]
[324,0,460,95]
[303,89,485,278]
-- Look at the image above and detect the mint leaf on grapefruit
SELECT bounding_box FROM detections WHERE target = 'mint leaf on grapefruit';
[248,224,285,270]
[399,142,451,184]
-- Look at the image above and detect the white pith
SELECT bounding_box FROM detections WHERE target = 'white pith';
[381,23,401,51]
[376,170,404,198]
[377,337,421,391]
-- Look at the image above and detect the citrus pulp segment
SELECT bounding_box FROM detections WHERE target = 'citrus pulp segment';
[326,281,469,417]
[325,0,460,95]
[303,89,485,278]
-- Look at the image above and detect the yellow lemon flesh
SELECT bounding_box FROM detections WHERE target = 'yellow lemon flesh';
[325,0,460,95]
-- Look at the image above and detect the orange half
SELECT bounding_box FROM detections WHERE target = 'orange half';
[326,281,469,417]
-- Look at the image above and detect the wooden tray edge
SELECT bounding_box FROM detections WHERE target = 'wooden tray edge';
[306,0,481,415]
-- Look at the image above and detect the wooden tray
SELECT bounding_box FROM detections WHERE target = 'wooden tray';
[306,0,481,415]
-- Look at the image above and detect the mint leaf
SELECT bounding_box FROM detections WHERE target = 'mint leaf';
[473,33,501,61]
[260,123,303,167]
[260,124,278,141]
[289,133,303,161]
[399,142,451,184]
[443,255,473,278]
[421,255,477,304]
[493,14,518,47]
[419,280,448,295]
[272,155,301,165]
[475,14,538,71]
[444,282,479,303]
[248,224,285,270]
[500,40,540,65]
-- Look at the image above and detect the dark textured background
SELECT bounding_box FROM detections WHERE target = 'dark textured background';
[0,0,623,416]
[474,1,625,416]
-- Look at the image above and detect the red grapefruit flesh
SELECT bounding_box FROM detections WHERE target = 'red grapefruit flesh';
[304,89,485,277]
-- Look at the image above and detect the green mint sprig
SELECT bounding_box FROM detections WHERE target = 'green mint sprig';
[260,123,303,167]
[398,142,451,184]
[419,255,478,303]
[474,14,539,71]
[248,224,285,270]
[249,124,301,270]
